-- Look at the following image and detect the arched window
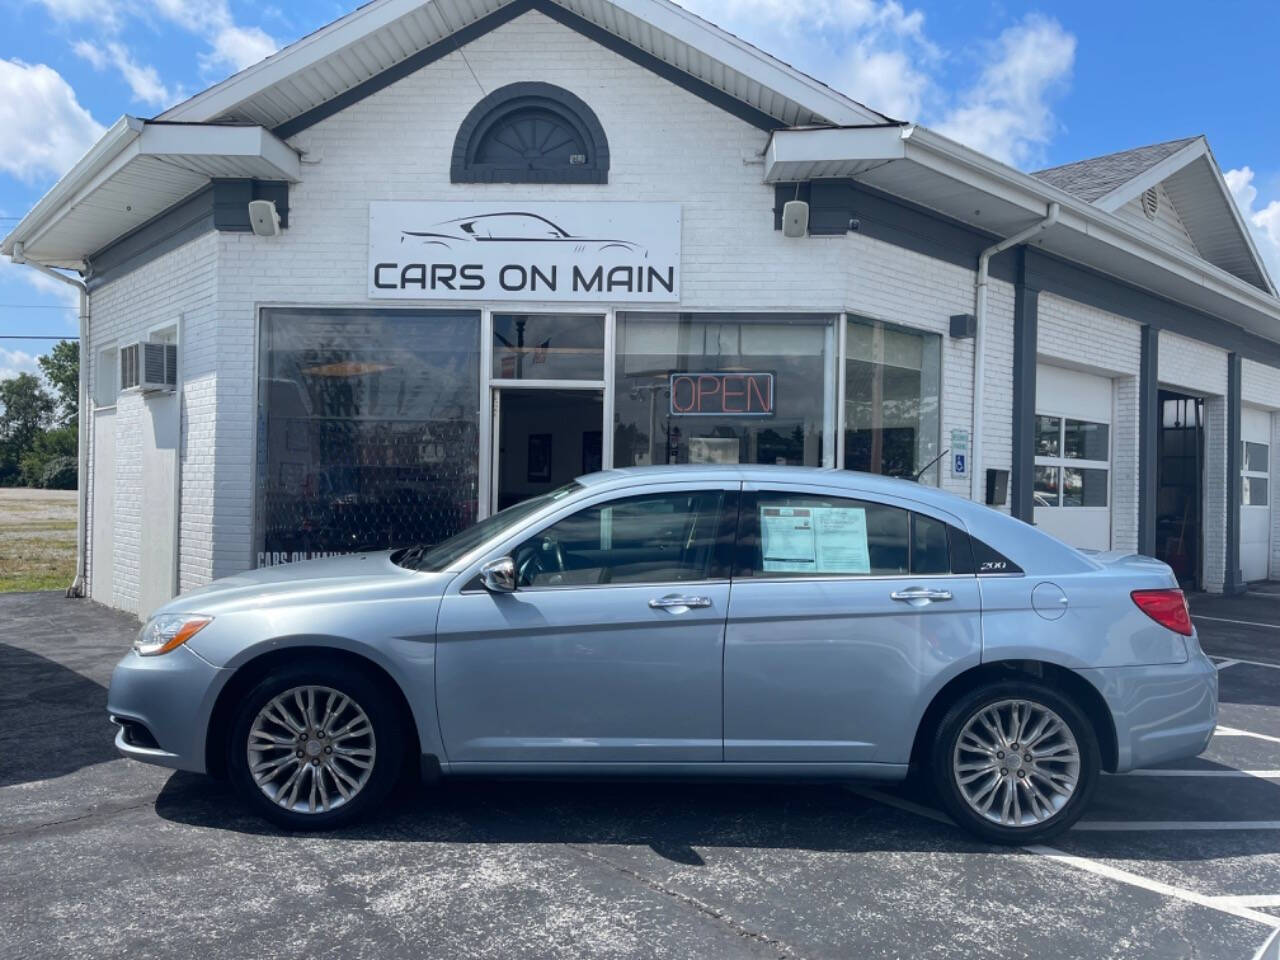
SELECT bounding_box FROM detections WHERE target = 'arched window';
[451,82,609,184]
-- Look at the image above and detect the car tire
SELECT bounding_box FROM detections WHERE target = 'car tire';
[929,679,1100,845]
[227,661,405,831]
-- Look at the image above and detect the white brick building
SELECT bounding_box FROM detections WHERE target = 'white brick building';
[5,0,1280,615]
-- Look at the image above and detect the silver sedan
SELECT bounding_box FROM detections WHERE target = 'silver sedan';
[108,466,1217,844]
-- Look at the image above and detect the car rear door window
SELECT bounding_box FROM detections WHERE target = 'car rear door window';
[742,492,963,577]
[514,489,732,587]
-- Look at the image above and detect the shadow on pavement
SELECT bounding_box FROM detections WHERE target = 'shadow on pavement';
[1218,664,1280,709]
[152,768,1280,862]
[0,642,118,787]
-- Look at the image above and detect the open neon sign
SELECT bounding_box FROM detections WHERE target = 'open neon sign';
[669,372,775,417]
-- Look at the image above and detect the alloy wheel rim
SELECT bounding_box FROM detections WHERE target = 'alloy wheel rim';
[247,685,376,814]
[952,698,1080,827]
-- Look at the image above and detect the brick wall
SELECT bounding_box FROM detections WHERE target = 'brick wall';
[85,232,218,611]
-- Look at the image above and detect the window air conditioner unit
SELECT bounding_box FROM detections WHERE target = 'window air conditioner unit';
[120,341,177,392]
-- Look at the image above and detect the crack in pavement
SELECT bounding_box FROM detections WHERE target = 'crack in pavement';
[564,842,805,960]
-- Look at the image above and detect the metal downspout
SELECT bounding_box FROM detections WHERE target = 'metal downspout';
[970,202,1060,504]
[10,242,90,598]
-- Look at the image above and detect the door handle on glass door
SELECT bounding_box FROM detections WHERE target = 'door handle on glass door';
[648,596,712,610]
[890,587,953,604]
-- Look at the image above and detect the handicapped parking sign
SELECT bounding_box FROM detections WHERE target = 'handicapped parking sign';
[953,453,967,477]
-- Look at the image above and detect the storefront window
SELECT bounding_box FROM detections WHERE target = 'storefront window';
[255,308,480,566]
[844,317,941,482]
[492,313,604,380]
[613,313,835,467]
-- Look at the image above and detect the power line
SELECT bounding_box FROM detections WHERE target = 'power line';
[0,335,78,340]
[0,304,77,310]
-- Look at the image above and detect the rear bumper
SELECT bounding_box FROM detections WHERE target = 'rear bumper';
[1079,644,1218,772]
[107,645,230,774]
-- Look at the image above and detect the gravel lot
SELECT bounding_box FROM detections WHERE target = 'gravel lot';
[2,589,1278,959]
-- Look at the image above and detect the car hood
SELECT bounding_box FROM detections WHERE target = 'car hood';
[151,551,451,617]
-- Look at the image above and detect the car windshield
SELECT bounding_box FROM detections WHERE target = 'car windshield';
[392,482,583,572]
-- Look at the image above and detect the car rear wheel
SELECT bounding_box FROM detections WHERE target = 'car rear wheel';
[227,662,404,830]
[930,680,1099,844]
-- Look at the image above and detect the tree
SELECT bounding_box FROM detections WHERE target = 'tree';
[0,373,56,486]
[37,339,79,426]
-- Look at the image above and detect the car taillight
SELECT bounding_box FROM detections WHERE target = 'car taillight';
[1131,589,1194,636]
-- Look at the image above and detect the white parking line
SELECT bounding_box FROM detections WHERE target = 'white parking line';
[1120,769,1280,779]
[1216,656,1280,671]
[1254,927,1280,960]
[1195,615,1280,631]
[1217,726,1280,746]
[1215,659,1242,670]
[1211,895,1280,910]
[847,787,1280,930]
[1074,820,1280,832]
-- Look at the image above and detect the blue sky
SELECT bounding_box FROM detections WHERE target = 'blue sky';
[2,0,1278,382]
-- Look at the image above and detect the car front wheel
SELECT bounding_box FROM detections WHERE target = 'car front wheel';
[227,662,404,830]
[930,680,1099,844]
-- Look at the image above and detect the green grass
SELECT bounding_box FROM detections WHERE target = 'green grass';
[0,490,78,593]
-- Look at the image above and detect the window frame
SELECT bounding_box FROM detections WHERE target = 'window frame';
[733,486,970,581]
[464,482,741,592]
[450,82,610,185]
[1032,414,1111,509]
[1242,439,1270,507]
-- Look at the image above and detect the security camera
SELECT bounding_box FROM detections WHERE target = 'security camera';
[781,200,809,238]
[248,199,281,238]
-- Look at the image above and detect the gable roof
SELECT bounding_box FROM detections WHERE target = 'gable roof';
[158,0,891,133]
[1033,136,1273,293]
[1032,137,1198,203]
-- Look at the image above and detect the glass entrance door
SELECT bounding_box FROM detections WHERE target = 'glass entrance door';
[492,387,604,511]
[1156,390,1203,588]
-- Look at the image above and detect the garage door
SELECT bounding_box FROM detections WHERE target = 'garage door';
[1241,406,1271,582]
[1033,365,1112,551]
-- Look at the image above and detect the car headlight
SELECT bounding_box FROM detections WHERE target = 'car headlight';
[135,614,212,656]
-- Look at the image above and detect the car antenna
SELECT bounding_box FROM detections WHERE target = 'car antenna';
[913,449,949,482]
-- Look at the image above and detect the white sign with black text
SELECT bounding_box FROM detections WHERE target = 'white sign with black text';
[368,201,681,302]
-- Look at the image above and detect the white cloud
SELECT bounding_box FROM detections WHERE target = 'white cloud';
[74,39,177,107]
[1225,166,1280,286]
[201,23,277,73]
[680,0,939,120]
[35,0,278,80]
[933,16,1076,168]
[0,59,104,182]
[0,348,41,382]
[668,3,1074,169]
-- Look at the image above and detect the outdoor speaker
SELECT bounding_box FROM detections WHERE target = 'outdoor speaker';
[782,200,809,238]
[248,199,281,238]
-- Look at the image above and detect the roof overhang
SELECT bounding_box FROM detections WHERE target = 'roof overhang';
[764,124,1280,342]
[156,0,887,134]
[2,119,301,269]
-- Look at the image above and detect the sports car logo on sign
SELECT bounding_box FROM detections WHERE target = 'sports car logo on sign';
[401,211,648,256]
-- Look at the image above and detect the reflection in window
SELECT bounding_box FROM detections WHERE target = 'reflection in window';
[1034,466,1060,506]
[1064,420,1109,460]
[1063,467,1108,507]
[1035,416,1061,457]
[1034,413,1109,510]
[514,490,726,586]
[1244,441,1268,473]
[1243,476,1269,506]
[844,318,941,482]
[613,313,835,468]
[255,309,480,566]
[492,313,604,380]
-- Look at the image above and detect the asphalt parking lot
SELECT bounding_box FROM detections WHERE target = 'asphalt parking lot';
[2,590,1279,959]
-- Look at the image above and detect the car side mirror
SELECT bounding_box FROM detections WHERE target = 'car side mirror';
[479,556,517,593]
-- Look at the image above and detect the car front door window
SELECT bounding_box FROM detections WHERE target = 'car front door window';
[513,489,729,587]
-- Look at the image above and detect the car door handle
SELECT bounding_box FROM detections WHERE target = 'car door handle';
[890,587,953,604]
[648,595,713,610]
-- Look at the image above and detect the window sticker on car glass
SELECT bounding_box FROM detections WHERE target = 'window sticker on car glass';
[760,506,870,573]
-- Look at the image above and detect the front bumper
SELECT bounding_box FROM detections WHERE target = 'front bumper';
[1079,642,1218,773]
[107,645,231,774]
